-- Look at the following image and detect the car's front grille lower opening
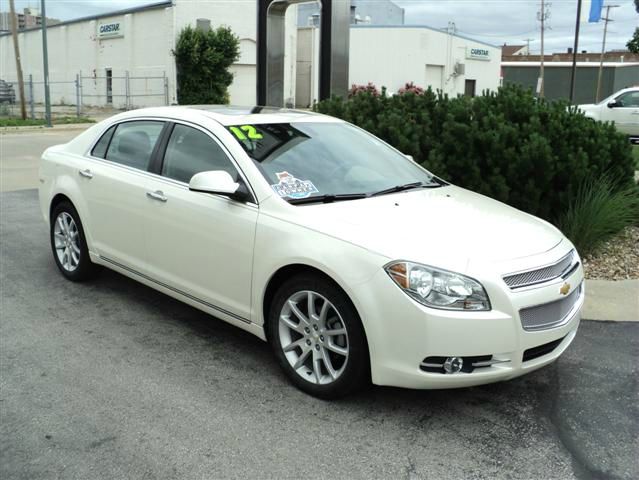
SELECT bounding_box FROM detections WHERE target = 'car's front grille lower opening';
[519,282,582,331]
[522,337,564,362]
[420,355,494,374]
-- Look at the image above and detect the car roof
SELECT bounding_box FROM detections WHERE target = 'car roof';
[111,105,338,126]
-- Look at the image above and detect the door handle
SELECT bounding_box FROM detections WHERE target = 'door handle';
[146,190,168,202]
[78,169,93,179]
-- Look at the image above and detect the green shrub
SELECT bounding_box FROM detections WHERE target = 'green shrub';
[314,84,636,232]
[556,176,639,255]
[173,25,240,104]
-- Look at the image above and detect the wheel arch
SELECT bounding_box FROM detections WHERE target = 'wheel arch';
[49,193,74,220]
[261,263,368,347]
[48,190,95,253]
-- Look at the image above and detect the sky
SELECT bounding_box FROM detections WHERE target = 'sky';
[4,0,638,54]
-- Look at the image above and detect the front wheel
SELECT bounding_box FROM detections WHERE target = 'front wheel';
[269,274,370,399]
[50,201,99,281]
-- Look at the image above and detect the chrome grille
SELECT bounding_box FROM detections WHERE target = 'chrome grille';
[504,250,575,289]
[519,283,582,331]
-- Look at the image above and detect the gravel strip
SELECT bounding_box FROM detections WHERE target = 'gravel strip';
[582,226,639,280]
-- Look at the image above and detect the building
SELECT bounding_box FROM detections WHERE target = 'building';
[502,44,529,57]
[0,7,59,33]
[296,25,502,107]
[0,0,296,107]
[0,0,501,110]
[297,0,405,27]
[503,49,639,63]
[501,61,639,103]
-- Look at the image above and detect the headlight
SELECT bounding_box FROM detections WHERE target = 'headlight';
[385,261,490,311]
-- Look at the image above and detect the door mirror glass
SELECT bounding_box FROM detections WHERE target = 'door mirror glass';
[189,170,239,196]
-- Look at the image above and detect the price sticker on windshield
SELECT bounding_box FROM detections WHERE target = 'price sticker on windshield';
[230,125,263,140]
[271,171,318,199]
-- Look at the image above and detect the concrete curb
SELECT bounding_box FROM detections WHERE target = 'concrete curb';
[583,279,639,322]
[0,123,95,134]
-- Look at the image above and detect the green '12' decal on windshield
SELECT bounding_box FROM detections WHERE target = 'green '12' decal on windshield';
[230,125,263,140]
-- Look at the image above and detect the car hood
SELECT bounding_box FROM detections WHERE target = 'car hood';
[286,186,563,269]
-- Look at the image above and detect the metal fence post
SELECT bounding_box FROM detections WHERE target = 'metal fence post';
[125,70,130,110]
[75,74,80,118]
[28,74,34,119]
[163,71,169,106]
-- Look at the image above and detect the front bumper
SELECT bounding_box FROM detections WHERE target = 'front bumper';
[352,250,584,390]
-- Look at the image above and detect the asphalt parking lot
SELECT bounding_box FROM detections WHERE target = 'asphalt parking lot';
[1,188,638,480]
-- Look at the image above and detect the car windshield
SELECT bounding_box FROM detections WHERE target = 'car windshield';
[225,122,442,203]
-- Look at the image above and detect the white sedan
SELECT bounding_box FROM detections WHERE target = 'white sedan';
[578,87,639,139]
[39,106,585,398]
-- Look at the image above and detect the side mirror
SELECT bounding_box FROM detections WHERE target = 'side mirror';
[607,100,619,108]
[189,170,249,202]
[404,154,415,162]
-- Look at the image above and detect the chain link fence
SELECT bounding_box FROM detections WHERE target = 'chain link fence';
[0,71,170,120]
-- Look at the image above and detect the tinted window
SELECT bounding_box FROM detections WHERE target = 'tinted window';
[105,121,164,170]
[91,125,116,158]
[162,124,237,183]
[617,91,639,108]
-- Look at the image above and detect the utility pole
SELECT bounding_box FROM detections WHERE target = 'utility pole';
[569,0,583,103]
[9,0,26,120]
[523,38,535,55]
[41,0,52,127]
[537,1,551,98]
[595,4,619,103]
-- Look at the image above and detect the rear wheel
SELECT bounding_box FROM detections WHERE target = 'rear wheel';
[50,201,98,281]
[269,273,370,399]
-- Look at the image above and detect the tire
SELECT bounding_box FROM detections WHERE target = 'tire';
[50,201,99,281]
[268,273,370,399]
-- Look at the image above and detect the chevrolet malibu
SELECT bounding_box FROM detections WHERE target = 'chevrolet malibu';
[39,106,585,398]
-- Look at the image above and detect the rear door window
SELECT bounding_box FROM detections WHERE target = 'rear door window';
[91,125,116,158]
[104,121,165,170]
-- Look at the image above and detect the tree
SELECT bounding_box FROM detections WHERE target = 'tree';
[628,27,639,54]
[173,25,240,104]
[635,0,639,13]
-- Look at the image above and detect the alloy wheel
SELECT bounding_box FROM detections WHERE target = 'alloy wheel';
[53,212,81,272]
[278,290,349,385]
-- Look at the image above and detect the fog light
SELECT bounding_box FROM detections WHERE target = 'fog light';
[443,356,463,374]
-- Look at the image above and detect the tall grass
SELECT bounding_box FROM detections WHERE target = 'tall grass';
[556,176,639,255]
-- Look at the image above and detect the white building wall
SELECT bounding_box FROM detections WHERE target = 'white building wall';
[0,5,174,108]
[348,26,501,96]
[0,0,300,108]
[294,25,500,107]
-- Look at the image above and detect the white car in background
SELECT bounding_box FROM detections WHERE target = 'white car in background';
[578,87,639,140]
[38,106,585,398]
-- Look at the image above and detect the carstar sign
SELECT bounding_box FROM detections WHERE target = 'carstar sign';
[466,47,491,61]
[97,21,124,39]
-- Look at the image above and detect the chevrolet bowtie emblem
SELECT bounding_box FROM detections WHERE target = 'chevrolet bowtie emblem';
[559,283,570,295]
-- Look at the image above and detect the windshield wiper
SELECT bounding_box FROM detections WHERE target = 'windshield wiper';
[288,193,368,205]
[370,181,442,197]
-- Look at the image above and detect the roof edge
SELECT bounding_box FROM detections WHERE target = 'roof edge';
[0,0,172,37]
[350,24,499,49]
